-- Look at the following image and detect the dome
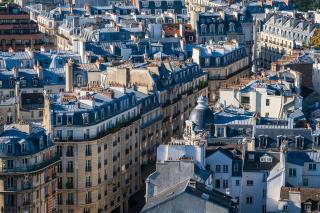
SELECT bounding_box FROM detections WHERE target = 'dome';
[188,95,214,131]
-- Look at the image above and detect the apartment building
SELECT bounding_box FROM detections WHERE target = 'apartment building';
[102,60,208,144]
[190,10,253,53]
[217,70,302,119]
[0,123,59,213]
[258,12,317,68]
[44,84,142,213]
[0,4,44,51]
[192,40,250,104]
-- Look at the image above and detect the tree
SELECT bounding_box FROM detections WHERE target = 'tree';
[311,28,320,49]
[293,0,318,11]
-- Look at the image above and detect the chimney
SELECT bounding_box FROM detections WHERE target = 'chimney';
[105,89,114,99]
[15,81,21,122]
[34,61,43,80]
[12,66,18,78]
[65,58,74,93]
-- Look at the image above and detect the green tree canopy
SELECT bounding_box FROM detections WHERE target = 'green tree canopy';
[293,0,319,11]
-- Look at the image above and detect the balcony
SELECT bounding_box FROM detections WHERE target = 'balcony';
[0,155,60,174]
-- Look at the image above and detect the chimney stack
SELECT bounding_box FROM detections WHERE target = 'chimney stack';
[34,61,43,80]
[65,58,74,93]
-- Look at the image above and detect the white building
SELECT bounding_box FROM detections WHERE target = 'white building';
[240,151,285,213]
[286,151,320,188]
[206,147,242,201]
[217,73,302,119]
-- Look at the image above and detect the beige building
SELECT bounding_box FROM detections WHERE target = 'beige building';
[0,123,59,213]
[102,59,208,145]
[43,62,142,213]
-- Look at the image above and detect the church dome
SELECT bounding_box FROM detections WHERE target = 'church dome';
[189,95,214,131]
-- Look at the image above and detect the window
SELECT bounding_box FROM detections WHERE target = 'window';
[141,1,149,7]
[266,99,270,106]
[215,165,221,173]
[283,205,288,211]
[246,196,253,204]
[21,143,27,153]
[223,180,228,189]
[262,205,266,213]
[56,115,62,125]
[308,163,316,171]
[67,130,73,141]
[259,135,268,148]
[167,1,173,7]
[83,114,89,125]
[155,1,161,7]
[289,168,296,177]
[67,115,73,125]
[233,163,239,172]
[236,180,240,186]
[262,189,266,198]
[7,144,13,154]
[296,136,304,148]
[305,203,311,212]
[205,58,210,66]
[215,179,220,188]
[303,178,308,187]
[223,165,228,173]
[247,180,253,186]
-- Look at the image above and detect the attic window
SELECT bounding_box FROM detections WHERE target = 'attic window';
[305,203,311,212]
[259,135,268,148]
[277,135,286,147]
[33,79,38,86]
[314,135,320,146]
[7,144,13,154]
[67,115,73,125]
[295,136,304,149]
[83,113,89,125]
[21,143,27,153]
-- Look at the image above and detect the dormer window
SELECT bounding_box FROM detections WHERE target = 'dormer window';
[7,144,13,154]
[141,1,149,7]
[95,112,99,121]
[259,135,268,148]
[83,113,89,125]
[304,203,312,212]
[67,115,73,125]
[155,1,161,7]
[21,143,27,153]
[167,1,173,7]
[277,135,286,147]
[20,79,26,87]
[296,136,304,149]
[229,22,235,32]
[314,134,320,146]
[9,79,14,87]
[33,79,38,86]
